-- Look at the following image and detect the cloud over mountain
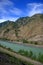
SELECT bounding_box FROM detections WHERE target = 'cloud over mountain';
[0,0,43,22]
[27,3,43,16]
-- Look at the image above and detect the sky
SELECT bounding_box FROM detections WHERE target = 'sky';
[0,0,43,22]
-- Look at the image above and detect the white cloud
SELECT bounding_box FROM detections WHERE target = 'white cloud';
[0,17,18,23]
[0,0,14,17]
[0,1,43,23]
[0,0,13,6]
[27,3,43,16]
[0,0,23,22]
[0,0,13,12]
[0,0,22,16]
[10,8,23,16]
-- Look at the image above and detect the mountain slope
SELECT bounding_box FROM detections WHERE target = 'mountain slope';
[0,14,43,42]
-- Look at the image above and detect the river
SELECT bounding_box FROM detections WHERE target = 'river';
[0,40,43,56]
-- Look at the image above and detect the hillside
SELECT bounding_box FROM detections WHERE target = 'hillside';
[0,14,43,43]
[0,52,32,65]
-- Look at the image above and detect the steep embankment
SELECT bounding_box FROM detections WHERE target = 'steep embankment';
[0,47,43,65]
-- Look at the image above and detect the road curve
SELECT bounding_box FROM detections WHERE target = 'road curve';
[0,47,43,65]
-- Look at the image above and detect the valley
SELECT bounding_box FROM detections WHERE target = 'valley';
[0,14,43,44]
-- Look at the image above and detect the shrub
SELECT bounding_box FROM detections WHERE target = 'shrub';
[30,41,33,44]
[32,55,36,60]
[18,50,43,63]
[28,51,33,58]
[34,41,38,45]
[37,53,43,63]
[22,39,29,43]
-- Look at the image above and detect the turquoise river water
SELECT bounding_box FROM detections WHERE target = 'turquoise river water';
[0,40,43,56]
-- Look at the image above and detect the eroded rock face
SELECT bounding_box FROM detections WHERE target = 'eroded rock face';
[0,14,43,42]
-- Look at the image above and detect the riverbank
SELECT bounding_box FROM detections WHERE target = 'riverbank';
[8,40,43,48]
[0,51,33,65]
[0,47,43,65]
[0,40,43,55]
[0,40,43,48]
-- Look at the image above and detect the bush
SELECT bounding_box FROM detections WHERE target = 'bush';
[22,39,29,43]
[30,41,33,44]
[32,55,36,60]
[29,51,33,58]
[34,41,38,45]
[4,29,10,33]
[37,53,43,63]
[18,50,33,58]
[18,50,43,63]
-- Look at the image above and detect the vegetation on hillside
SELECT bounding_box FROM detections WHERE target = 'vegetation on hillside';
[18,50,43,63]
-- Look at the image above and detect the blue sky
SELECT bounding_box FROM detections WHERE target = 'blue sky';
[0,0,43,22]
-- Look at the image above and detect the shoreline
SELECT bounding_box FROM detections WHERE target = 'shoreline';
[0,47,43,65]
[13,41,43,48]
[0,40,43,48]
